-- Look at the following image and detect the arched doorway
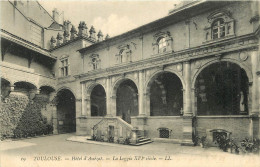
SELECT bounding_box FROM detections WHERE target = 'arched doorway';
[195,61,249,115]
[116,79,138,124]
[148,72,183,116]
[56,89,76,133]
[90,85,106,116]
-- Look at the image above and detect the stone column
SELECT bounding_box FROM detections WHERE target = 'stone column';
[138,70,145,116]
[51,104,58,134]
[106,77,112,116]
[144,93,150,116]
[251,51,259,139]
[81,83,86,116]
[182,61,193,146]
[184,61,192,116]
[251,51,259,115]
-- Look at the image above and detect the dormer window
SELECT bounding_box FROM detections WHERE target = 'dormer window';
[212,19,225,39]
[158,37,167,53]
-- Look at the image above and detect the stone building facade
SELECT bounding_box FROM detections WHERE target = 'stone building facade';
[1,1,260,145]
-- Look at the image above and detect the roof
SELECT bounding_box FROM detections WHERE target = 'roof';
[1,29,56,59]
[78,0,231,54]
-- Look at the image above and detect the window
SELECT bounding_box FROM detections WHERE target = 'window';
[212,19,225,39]
[152,31,173,55]
[158,37,167,53]
[60,58,69,77]
[89,54,101,70]
[92,58,98,69]
[204,10,235,42]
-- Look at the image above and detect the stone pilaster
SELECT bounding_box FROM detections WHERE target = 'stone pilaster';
[185,20,190,49]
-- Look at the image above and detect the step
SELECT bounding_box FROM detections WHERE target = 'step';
[138,138,151,142]
[130,140,153,146]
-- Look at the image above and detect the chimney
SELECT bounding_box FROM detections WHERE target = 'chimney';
[63,20,72,32]
[105,34,110,40]
[50,36,56,49]
[70,25,77,40]
[63,30,70,43]
[78,21,88,37]
[89,26,96,41]
[97,30,103,42]
[56,33,63,46]
[52,8,60,23]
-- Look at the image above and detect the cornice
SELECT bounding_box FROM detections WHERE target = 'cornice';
[0,29,56,59]
[75,33,259,82]
[78,1,231,54]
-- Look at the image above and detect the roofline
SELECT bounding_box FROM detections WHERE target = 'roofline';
[78,0,213,53]
[1,29,56,59]
[49,36,96,51]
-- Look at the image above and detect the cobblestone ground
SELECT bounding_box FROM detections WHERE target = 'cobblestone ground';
[0,133,259,167]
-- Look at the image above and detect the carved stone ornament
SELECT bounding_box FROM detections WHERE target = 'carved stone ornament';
[116,44,133,63]
[239,51,248,61]
[204,10,235,41]
[195,61,202,69]
[176,63,183,72]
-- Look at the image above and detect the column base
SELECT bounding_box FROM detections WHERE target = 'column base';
[76,116,88,136]
[52,118,58,135]
[181,115,194,146]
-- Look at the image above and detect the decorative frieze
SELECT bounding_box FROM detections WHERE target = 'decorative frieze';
[76,33,258,83]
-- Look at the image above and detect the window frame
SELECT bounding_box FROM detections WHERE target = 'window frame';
[60,57,69,77]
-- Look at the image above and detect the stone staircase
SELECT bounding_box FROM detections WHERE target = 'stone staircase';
[129,129,153,146]
[91,117,153,146]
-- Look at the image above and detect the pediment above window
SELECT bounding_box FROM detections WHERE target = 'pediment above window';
[204,10,235,42]
[152,31,173,55]
[116,43,135,64]
[89,54,101,70]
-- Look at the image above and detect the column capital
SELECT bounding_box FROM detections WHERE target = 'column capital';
[183,60,191,64]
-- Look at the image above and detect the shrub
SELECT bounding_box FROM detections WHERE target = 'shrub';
[240,138,259,154]
[0,93,53,140]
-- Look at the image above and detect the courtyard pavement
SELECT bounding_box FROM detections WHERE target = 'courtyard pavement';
[0,133,259,167]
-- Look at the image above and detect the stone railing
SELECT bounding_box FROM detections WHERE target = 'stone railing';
[92,117,134,143]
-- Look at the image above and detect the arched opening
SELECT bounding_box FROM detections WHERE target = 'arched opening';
[195,61,249,115]
[116,79,138,123]
[1,78,11,99]
[90,85,106,116]
[56,89,76,133]
[14,81,37,100]
[149,72,183,116]
[40,86,55,95]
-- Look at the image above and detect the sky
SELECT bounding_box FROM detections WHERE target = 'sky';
[39,0,180,37]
